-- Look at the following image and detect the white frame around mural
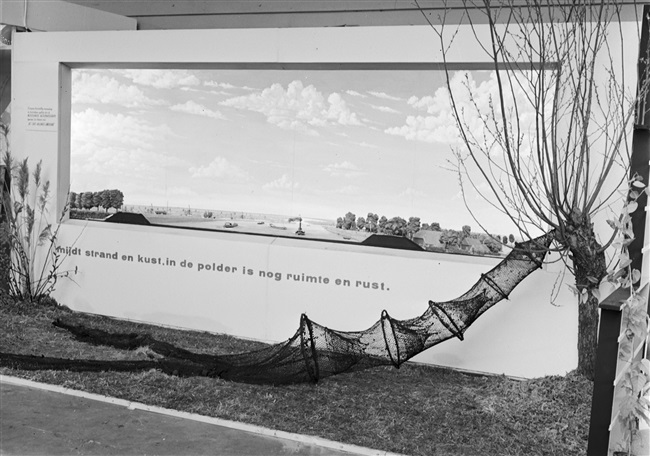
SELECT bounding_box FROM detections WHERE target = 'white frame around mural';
[8,21,641,378]
[13,25,506,220]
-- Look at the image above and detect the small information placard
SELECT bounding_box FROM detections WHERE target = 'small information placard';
[26,106,57,131]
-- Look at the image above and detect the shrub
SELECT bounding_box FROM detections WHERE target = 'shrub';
[69,209,109,220]
[0,163,9,297]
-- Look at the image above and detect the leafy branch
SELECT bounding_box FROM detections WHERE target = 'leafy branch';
[604,173,650,455]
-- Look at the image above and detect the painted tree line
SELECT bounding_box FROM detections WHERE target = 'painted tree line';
[336,211,514,254]
[336,212,421,237]
[69,190,124,212]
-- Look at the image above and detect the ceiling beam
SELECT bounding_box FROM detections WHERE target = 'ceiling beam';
[0,0,135,31]
[62,0,644,30]
[62,1,643,17]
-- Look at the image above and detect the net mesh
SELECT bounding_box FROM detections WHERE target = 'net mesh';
[213,232,552,383]
[1,232,554,385]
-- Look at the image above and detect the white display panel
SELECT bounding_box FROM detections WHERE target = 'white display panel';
[12,24,638,377]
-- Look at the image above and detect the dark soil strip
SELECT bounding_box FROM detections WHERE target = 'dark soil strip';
[0,352,214,377]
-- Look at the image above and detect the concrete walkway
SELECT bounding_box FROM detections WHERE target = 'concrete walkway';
[1,376,398,456]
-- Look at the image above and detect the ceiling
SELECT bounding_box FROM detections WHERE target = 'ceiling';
[62,0,465,29]
[63,0,644,30]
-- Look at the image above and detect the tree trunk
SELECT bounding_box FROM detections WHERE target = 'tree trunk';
[565,219,608,381]
[576,290,600,380]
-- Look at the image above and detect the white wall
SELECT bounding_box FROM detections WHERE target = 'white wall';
[9,21,642,378]
[52,220,578,378]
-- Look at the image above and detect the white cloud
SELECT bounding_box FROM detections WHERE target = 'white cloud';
[220,80,361,134]
[70,109,187,190]
[170,100,226,120]
[189,157,250,181]
[369,104,400,114]
[324,161,365,178]
[358,141,379,149]
[70,148,191,194]
[204,81,256,91]
[346,90,367,98]
[117,69,200,89]
[71,145,178,184]
[72,71,162,108]
[263,174,299,191]
[207,90,233,97]
[407,94,447,114]
[368,91,401,101]
[385,115,461,144]
[325,93,361,126]
[204,81,237,90]
[383,76,459,144]
[386,71,540,147]
[72,108,173,150]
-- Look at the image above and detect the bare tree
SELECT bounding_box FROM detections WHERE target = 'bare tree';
[420,1,648,379]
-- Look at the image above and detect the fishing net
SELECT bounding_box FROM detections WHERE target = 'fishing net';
[1,232,554,385]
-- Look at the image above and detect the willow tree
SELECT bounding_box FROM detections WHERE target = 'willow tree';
[423,1,648,379]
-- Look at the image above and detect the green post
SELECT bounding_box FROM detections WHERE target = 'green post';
[587,6,650,454]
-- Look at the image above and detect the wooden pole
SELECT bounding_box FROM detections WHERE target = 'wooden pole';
[629,6,650,278]
[587,299,623,455]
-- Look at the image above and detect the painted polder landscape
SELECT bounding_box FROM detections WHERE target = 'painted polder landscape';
[70,68,519,255]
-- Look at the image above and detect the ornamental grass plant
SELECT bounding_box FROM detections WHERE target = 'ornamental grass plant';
[1,148,74,302]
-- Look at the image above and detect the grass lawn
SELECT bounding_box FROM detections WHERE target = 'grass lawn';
[0,297,592,456]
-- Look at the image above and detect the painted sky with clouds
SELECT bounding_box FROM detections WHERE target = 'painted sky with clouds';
[71,68,518,235]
